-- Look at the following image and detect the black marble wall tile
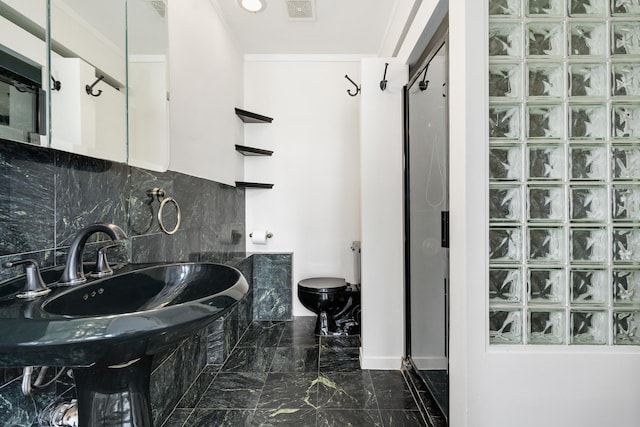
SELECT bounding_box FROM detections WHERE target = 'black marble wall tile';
[54,152,129,248]
[0,140,55,256]
[0,139,248,426]
[206,305,239,366]
[254,288,292,321]
[150,329,207,425]
[252,254,292,321]
[0,250,54,283]
[253,254,292,290]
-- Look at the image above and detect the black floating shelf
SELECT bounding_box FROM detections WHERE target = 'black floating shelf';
[235,108,273,124]
[236,181,274,189]
[235,144,273,156]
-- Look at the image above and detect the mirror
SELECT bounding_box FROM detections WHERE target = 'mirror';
[126,0,169,171]
[0,0,47,146]
[0,0,169,171]
[49,0,127,162]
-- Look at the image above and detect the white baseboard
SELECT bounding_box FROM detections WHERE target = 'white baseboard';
[411,356,448,370]
[359,348,403,370]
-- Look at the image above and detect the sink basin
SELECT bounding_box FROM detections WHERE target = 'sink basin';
[0,262,249,427]
[43,262,243,316]
[0,262,249,367]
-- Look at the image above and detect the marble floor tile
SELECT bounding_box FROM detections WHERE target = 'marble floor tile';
[270,347,319,373]
[186,409,254,427]
[278,317,318,347]
[320,335,361,349]
[197,372,267,409]
[287,316,317,332]
[278,329,320,348]
[160,408,192,427]
[163,319,436,427]
[319,346,361,372]
[379,410,426,427]
[316,371,377,410]
[176,365,218,408]
[238,322,286,348]
[257,372,319,410]
[423,370,448,414]
[221,347,276,372]
[370,371,419,411]
[251,408,317,426]
[317,409,383,427]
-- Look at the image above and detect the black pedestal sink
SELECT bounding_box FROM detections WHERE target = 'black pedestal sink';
[0,262,249,426]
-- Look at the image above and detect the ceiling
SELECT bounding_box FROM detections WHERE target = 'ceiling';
[209,0,404,55]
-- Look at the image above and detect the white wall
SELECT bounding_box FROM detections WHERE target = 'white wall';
[243,56,362,316]
[360,57,407,369]
[168,0,244,186]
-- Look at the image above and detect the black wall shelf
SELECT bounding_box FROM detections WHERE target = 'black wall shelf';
[235,181,274,189]
[235,144,273,156]
[236,108,274,189]
[235,108,273,124]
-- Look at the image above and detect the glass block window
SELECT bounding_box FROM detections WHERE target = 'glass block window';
[488,0,640,346]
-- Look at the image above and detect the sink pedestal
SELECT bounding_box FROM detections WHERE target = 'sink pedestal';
[73,357,153,426]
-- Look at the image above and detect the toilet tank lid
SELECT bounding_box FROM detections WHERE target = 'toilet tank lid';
[298,277,347,291]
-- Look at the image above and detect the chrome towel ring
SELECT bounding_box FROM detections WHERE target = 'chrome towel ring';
[146,188,181,235]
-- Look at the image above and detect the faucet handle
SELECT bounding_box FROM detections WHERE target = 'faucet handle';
[90,244,120,278]
[3,259,51,299]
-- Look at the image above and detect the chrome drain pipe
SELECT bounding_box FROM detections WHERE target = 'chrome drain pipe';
[48,400,78,427]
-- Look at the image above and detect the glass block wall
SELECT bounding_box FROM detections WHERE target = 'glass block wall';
[488,0,640,345]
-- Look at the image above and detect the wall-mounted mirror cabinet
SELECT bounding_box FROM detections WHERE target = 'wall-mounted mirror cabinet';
[126,0,169,171]
[0,0,169,171]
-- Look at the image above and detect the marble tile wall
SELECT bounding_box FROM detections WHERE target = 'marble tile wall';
[201,252,293,324]
[252,253,293,321]
[0,138,247,425]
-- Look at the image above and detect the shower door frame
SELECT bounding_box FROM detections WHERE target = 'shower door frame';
[403,27,450,420]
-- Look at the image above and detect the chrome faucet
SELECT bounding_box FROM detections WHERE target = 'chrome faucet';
[58,223,127,286]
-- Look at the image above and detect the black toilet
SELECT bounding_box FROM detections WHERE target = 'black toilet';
[297,243,361,336]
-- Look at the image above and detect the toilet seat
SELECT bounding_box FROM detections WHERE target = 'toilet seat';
[298,277,347,293]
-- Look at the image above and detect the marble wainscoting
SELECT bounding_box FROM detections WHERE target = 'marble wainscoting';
[0,137,247,426]
[200,252,293,325]
[252,253,293,321]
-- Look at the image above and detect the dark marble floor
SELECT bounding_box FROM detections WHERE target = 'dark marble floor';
[162,317,426,426]
[422,370,448,416]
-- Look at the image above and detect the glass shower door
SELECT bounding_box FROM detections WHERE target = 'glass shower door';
[405,40,449,417]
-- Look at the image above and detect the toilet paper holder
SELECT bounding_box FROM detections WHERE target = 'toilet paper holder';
[249,231,273,239]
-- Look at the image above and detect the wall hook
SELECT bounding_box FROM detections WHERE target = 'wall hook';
[344,74,360,97]
[379,63,389,91]
[86,75,105,97]
[419,66,429,92]
[51,76,61,91]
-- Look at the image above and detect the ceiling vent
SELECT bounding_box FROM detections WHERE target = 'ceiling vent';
[285,0,316,21]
